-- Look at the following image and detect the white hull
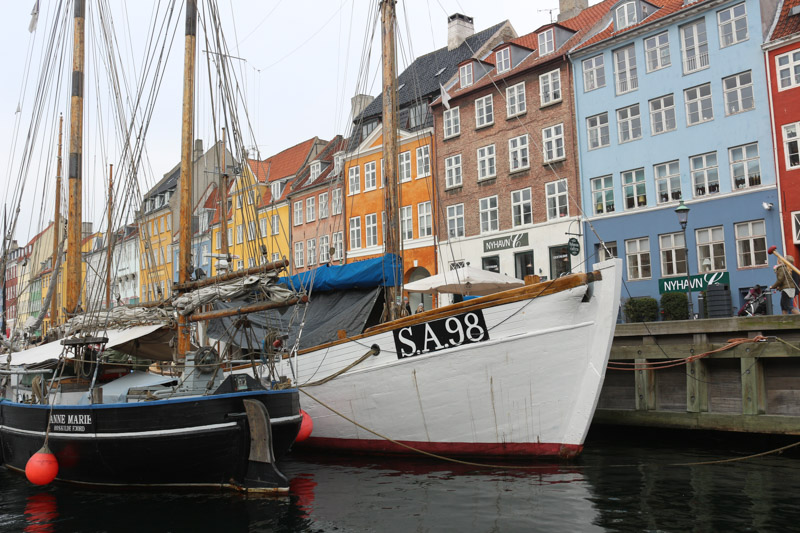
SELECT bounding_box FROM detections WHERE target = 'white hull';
[279,259,622,457]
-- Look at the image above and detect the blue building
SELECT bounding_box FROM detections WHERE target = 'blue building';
[570,0,782,318]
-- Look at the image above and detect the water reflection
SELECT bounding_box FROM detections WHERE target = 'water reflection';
[23,493,57,533]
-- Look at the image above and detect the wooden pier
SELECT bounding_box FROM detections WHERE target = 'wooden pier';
[594,316,800,435]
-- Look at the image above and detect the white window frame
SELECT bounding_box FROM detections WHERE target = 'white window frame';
[696,226,726,272]
[591,175,615,215]
[587,113,610,150]
[444,107,461,138]
[399,151,412,182]
[691,151,720,197]
[681,19,709,74]
[655,160,681,204]
[236,224,244,244]
[783,122,800,170]
[294,241,304,268]
[365,213,378,247]
[459,63,473,87]
[622,168,647,209]
[617,104,642,144]
[729,142,761,190]
[659,232,687,277]
[511,188,533,227]
[539,28,555,55]
[475,95,494,128]
[546,179,568,220]
[271,214,280,235]
[332,188,343,215]
[509,134,530,172]
[247,221,256,241]
[400,206,413,241]
[309,162,321,182]
[776,50,800,91]
[320,235,330,263]
[447,204,465,238]
[479,196,499,234]
[792,211,800,244]
[625,237,651,281]
[539,69,561,106]
[718,2,748,48]
[616,1,637,30]
[349,217,362,249]
[644,32,671,72]
[723,71,754,116]
[445,154,463,189]
[506,82,526,117]
[542,124,565,163]
[496,48,510,73]
[614,45,638,95]
[306,197,316,222]
[582,55,606,92]
[332,232,343,260]
[364,161,377,190]
[684,83,713,126]
[735,219,767,268]
[649,94,676,136]
[348,166,360,195]
[477,144,496,181]
[416,145,431,178]
[259,218,267,238]
[307,238,316,266]
[319,192,329,219]
[418,201,432,238]
[293,201,303,226]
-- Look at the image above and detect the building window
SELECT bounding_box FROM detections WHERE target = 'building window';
[362,120,377,140]
[447,204,465,238]
[460,63,473,87]
[582,55,605,92]
[655,160,681,204]
[598,241,618,261]
[271,214,280,235]
[271,252,280,263]
[418,201,432,237]
[509,134,530,172]
[236,195,242,209]
[408,101,428,129]
[444,107,461,138]
[356,213,373,248]
[294,241,304,268]
[685,83,713,126]
[348,166,360,195]
[482,255,500,273]
[649,94,676,135]
[236,224,244,244]
[496,48,510,73]
[479,196,499,234]
[400,206,413,240]
[416,145,430,177]
[511,188,533,227]
[247,221,256,241]
[776,50,800,91]
[445,154,462,188]
[539,69,561,106]
[723,71,754,115]
[591,175,615,215]
[625,237,651,280]
[730,142,761,189]
[306,197,316,222]
[546,179,568,220]
[696,226,726,272]
[258,218,267,238]
[293,201,303,226]
[660,232,687,277]
[349,217,362,249]
[506,82,526,117]
[691,152,719,197]
[538,28,555,55]
[681,19,709,74]
[542,124,565,162]
[616,1,637,30]
[587,113,609,150]
[309,162,321,182]
[215,231,221,250]
[399,151,412,182]
[319,192,329,219]
[617,104,642,143]
[315,235,328,263]
[735,220,767,268]
[614,45,638,94]
[332,188,343,215]
[332,232,343,260]
[622,168,647,209]
[718,3,748,48]
[333,153,344,175]
[475,95,494,128]
[783,122,800,169]
[477,144,496,181]
[516,250,535,279]
[307,239,316,266]
[644,32,671,72]
[792,212,800,244]
[364,161,377,190]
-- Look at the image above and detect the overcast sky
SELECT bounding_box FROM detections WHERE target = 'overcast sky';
[0,0,595,244]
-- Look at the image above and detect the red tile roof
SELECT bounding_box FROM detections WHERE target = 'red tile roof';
[287,136,347,197]
[770,0,800,42]
[249,137,319,184]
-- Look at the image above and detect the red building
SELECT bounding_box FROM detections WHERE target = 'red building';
[766,0,800,258]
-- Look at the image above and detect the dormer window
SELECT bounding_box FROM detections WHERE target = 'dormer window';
[333,153,344,174]
[459,63,473,87]
[496,48,510,73]
[270,181,284,200]
[362,120,377,140]
[616,1,637,30]
[310,161,321,181]
[538,29,554,56]
[408,101,428,128]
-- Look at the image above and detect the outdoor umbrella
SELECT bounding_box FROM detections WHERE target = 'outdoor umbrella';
[404,264,524,296]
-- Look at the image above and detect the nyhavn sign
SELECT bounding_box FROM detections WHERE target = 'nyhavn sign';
[658,271,729,294]
[483,232,528,253]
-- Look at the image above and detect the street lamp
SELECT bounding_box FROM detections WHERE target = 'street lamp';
[675,201,693,319]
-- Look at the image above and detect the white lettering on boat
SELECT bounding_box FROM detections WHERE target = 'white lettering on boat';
[49,412,93,433]
[393,310,490,359]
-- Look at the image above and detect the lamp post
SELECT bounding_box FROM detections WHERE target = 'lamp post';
[675,201,693,319]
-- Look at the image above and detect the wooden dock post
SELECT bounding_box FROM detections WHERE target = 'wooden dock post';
[687,333,709,413]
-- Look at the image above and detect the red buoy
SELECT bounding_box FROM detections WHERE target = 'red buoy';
[295,409,313,442]
[25,445,58,486]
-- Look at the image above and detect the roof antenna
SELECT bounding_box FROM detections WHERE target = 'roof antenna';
[538,8,557,24]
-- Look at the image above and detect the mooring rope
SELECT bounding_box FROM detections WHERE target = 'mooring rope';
[607,335,770,371]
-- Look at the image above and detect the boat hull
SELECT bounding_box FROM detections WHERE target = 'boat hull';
[288,259,622,458]
[0,389,301,489]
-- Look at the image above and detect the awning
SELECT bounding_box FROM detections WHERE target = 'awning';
[9,325,168,366]
[404,264,524,296]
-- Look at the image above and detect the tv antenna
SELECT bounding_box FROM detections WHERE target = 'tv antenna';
[538,8,557,23]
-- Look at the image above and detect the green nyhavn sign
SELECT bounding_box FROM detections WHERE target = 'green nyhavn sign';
[658,271,730,294]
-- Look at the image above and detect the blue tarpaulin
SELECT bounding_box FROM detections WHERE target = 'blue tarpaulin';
[278,254,401,292]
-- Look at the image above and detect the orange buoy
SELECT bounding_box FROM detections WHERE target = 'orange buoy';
[25,445,58,486]
[295,409,313,442]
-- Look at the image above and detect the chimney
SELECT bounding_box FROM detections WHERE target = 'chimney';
[448,14,474,51]
[193,139,203,161]
[558,0,588,22]
[351,94,374,121]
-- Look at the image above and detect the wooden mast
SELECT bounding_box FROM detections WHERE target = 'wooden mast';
[105,164,113,307]
[177,0,197,357]
[65,0,85,316]
[220,126,230,259]
[51,115,63,327]
[381,0,401,321]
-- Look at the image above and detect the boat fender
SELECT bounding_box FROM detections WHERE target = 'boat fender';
[371,344,380,356]
[25,444,58,486]
[295,409,313,442]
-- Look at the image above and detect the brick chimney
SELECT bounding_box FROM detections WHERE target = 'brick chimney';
[558,0,588,22]
[448,14,474,50]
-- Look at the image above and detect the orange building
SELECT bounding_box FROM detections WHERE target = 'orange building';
[344,125,436,310]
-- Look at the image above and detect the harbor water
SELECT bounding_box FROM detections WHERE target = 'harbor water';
[2,429,800,532]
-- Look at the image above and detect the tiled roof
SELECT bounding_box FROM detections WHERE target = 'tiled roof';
[249,137,319,184]
[770,0,800,41]
[287,136,347,197]
[435,0,614,105]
